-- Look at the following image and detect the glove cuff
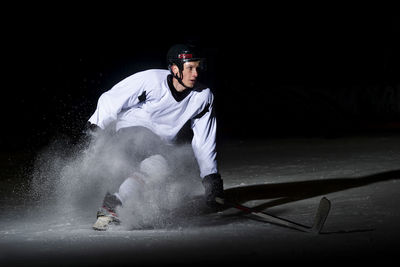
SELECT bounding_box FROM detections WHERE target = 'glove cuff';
[202,173,223,187]
[202,173,224,207]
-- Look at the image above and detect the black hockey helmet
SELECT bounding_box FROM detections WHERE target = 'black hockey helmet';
[167,44,206,72]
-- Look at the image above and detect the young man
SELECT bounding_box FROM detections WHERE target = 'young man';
[88,44,223,230]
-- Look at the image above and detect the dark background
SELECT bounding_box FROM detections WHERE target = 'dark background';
[2,6,399,152]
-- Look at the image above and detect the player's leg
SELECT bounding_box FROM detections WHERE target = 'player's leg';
[93,173,145,231]
[93,154,170,230]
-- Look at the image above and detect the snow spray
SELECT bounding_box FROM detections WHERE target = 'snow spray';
[29,126,202,229]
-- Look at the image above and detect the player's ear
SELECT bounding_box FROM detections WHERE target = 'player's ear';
[171,64,179,76]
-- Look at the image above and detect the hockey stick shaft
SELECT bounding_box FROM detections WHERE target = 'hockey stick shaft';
[215,197,330,234]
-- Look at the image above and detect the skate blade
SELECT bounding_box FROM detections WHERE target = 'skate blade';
[93,216,113,231]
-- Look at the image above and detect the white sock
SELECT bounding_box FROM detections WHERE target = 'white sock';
[115,172,146,205]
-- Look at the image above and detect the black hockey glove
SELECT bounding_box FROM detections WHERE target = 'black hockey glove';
[202,173,224,208]
[85,122,102,135]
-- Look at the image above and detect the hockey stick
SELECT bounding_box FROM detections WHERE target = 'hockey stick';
[215,197,331,234]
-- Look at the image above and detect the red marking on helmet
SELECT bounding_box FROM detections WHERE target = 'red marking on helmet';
[178,53,193,59]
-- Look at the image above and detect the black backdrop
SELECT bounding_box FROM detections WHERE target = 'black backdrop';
[2,7,399,151]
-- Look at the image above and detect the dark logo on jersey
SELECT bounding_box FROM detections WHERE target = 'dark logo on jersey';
[193,103,210,119]
[138,91,146,102]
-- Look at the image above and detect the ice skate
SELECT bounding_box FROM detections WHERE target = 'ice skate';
[93,192,122,231]
[92,206,121,231]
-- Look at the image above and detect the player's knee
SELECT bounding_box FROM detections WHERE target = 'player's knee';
[140,154,170,183]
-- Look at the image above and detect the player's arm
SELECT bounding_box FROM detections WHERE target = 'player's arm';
[191,93,223,207]
[88,73,147,129]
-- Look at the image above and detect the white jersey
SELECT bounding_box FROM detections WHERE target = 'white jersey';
[89,69,217,178]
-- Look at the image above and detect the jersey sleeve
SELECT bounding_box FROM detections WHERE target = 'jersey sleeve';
[88,73,146,129]
[191,92,218,178]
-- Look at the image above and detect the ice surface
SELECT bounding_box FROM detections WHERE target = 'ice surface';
[1,134,400,266]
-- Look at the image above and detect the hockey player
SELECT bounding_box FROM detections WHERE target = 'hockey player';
[89,44,224,230]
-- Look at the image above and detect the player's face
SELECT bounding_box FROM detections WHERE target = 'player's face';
[181,61,200,88]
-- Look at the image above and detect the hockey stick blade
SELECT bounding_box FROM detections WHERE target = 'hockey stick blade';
[310,197,331,234]
[216,197,330,234]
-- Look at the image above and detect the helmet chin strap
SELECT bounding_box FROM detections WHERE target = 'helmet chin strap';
[172,68,190,90]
